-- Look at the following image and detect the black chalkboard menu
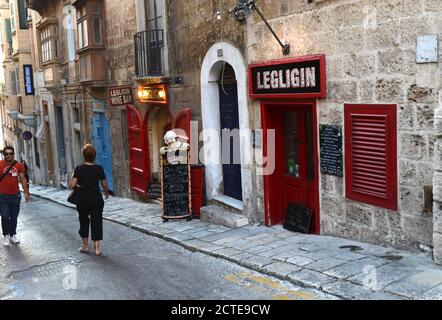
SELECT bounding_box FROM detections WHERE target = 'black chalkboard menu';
[319,124,343,176]
[283,203,312,234]
[162,164,190,218]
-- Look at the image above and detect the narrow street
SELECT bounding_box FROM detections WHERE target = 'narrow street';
[0,197,337,300]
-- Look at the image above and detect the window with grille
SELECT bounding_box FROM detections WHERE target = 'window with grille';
[40,24,58,64]
[344,104,397,211]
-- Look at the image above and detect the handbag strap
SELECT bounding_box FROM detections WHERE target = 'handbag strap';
[0,161,18,183]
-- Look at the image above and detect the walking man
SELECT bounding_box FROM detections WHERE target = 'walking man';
[0,146,30,246]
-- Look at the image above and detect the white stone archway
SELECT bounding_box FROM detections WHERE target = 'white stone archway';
[200,42,253,218]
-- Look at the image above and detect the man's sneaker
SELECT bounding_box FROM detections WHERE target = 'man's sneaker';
[10,235,20,244]
[3,236,10,247]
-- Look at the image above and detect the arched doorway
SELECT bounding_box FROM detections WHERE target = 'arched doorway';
[200,42,253,216]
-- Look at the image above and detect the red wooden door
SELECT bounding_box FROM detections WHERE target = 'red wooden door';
[174,108,192,141]
[276,105,317,233]
[127,105,148,195]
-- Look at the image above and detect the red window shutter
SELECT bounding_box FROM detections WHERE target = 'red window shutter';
[344,104,397,211]
[126,105,148,195]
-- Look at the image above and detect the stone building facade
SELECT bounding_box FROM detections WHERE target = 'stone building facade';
[0,0,36,175]
[102,0,136,199]
[26,0,114,191]
[245,0,441,255]
[14,0,442,264]
[95,0,442,261]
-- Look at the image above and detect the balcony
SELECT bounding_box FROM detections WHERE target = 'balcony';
[18,113,37,127]
[134,29,164,78]
[6,110,19,120]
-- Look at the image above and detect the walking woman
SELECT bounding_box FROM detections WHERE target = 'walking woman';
[69,144,109,256]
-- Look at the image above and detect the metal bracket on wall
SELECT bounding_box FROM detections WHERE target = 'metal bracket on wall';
[230,0,290,55]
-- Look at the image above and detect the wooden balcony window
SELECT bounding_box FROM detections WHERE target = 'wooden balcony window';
[74,0,104,52]
[73,0,106,83]
[36,18,59,67]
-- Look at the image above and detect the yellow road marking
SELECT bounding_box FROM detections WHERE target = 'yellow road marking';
[224,272,316,300]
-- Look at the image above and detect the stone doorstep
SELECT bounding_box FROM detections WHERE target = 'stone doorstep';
[200,205,249,228]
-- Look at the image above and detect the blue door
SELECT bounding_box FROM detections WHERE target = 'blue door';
[219,83,242,201]
[92,111,114,192]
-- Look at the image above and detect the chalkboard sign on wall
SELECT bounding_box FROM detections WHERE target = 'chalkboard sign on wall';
[283,203,312,234]
[319,124,343,176]
[162,164,190,217]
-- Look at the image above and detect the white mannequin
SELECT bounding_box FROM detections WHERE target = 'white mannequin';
[160,130,190,164]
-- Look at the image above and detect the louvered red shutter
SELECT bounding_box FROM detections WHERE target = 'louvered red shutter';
[345,104,397,211]
[127,105,148,195]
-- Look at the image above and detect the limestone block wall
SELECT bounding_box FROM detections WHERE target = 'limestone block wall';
[105,0,137,84]
[433,106,442,264]
[248,0,441,250]
[104,0,136,198]
[167,0,247,120]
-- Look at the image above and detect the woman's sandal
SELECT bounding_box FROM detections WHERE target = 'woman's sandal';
[95,250,102,256]
[79,247,89,254]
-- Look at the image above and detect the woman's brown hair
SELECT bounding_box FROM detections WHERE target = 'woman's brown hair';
[82,144,96,162]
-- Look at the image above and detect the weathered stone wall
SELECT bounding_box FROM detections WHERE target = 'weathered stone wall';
[433,106,442,263]
[167,0,246,119]
[248,0,440,250]
[104,0,137,198]
[105,0,137,85]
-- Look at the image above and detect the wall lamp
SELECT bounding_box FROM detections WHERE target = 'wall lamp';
[230,0,290,55]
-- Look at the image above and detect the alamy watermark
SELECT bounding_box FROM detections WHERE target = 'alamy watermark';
[167,121,276,176]
[362,265,379,292]
[63,265,78,290]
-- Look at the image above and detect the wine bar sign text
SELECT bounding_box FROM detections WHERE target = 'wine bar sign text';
[108,86,134,106]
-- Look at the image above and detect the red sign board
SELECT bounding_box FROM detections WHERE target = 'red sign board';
[108,86,134,106]
[249,54,326,99]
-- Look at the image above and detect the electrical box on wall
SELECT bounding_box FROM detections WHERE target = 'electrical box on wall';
[416,35,438,63]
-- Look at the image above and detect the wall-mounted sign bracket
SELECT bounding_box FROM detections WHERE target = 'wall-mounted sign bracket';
[231,0,290,55]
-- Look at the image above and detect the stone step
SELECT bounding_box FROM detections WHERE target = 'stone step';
[200,205,249,228]
[211,197,242,214]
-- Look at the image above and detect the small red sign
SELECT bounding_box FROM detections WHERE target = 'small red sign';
[108,86,134,106]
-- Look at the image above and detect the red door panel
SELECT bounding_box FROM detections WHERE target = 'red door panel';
[174,108,192,141]
[263,102,319,234]
[127,105,148,195]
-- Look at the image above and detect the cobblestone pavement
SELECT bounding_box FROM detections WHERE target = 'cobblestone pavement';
[27,184,442,300]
